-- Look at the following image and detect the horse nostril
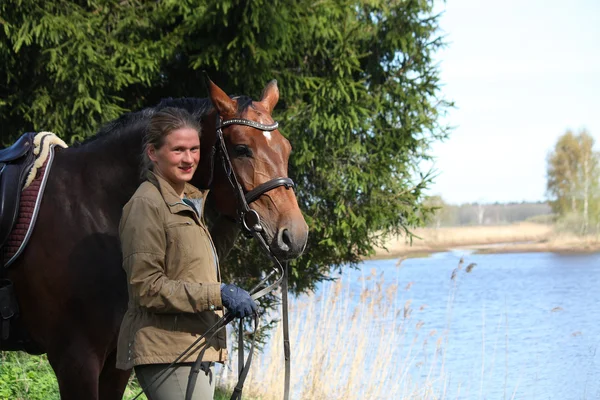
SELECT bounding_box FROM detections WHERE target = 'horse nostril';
[282,229,292,247]
[277,228,291,252]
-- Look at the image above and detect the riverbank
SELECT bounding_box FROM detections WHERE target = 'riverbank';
[372,222,600,259]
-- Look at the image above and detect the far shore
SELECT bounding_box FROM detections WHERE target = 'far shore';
[371,222,600,260]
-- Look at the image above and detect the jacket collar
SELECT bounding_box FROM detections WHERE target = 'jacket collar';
[146,170,206,220]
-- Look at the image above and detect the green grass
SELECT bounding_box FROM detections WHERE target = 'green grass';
[0,352,59,400]
[215,387,236,399]
[0,353,244,400]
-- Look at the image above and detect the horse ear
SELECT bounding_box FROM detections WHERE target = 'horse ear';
[259,80,279,114]
[204,73,237,117]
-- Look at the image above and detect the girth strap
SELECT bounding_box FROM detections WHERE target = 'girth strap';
[0,279,18,340]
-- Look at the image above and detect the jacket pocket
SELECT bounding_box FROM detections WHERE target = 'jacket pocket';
[165,221,196,272]
[166,221,192,228]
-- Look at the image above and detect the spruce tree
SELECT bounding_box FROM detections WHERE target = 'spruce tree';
[1,0,451,292]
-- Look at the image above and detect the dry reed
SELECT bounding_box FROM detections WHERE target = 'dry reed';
[217,269,453,400]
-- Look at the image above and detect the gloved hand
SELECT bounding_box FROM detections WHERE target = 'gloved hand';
[220,283,258,318]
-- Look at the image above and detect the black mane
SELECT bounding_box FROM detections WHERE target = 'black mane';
[74,96,253,148]
[155,97,213,117]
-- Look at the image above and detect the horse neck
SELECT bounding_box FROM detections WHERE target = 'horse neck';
[64,127,145,205]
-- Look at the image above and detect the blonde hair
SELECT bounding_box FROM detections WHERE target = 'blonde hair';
[141,107,201,172]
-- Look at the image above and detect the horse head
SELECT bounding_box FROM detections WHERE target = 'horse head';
[193,79,308,261]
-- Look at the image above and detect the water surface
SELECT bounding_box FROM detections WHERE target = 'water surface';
[340,251,600,399]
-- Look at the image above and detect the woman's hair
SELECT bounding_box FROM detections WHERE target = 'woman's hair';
[141,107,202,172]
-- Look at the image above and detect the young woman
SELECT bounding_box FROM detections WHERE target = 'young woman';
[116,107,256,399]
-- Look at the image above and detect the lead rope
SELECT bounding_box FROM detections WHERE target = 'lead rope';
[282,261,290,400]
[237,317,244,394]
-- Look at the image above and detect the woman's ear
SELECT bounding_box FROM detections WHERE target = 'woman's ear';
[147,145,157,163]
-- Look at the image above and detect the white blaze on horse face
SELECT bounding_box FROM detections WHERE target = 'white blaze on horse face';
[263,131,272,141]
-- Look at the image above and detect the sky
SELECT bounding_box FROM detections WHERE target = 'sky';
[426,0,600,205]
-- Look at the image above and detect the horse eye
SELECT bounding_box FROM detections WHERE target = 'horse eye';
[233,144,253,158]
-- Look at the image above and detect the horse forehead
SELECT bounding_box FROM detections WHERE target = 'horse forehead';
[234,107,290,151]
[241,103,275,126]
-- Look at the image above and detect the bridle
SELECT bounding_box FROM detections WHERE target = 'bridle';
[214,117,294,244]
[132,114,295,400]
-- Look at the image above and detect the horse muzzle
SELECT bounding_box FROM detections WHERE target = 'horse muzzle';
[271,223,308,260]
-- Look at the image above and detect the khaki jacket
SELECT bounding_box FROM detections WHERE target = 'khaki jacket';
[116,172,228,370]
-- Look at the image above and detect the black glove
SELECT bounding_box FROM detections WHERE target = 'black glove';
[220,283,257,318]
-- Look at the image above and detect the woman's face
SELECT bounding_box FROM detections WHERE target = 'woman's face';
[148,127,200,193]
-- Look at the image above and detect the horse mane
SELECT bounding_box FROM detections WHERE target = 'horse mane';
[156,96,254,116]
[73,96,253,149]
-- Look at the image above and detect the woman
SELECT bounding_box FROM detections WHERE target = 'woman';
[116,107,257,399]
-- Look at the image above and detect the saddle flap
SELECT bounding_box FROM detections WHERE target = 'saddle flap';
[0,280,18,320]
[0,165,25,249]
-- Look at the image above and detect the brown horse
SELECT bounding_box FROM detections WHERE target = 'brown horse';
[2,79,308,399]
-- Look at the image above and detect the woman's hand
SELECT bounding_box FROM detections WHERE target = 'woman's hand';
[220,284,258,318]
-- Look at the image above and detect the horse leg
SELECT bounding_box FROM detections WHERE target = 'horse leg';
[99,350,132,400]
[47,340,102,400]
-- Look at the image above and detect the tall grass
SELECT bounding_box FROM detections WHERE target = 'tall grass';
[217,266,468,400]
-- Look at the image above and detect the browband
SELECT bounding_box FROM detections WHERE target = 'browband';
[217,119,279,131]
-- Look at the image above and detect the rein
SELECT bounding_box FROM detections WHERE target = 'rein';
[132,116,294,400]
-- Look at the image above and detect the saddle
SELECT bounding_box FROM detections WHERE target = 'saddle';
[0,132,37,252]
[0,132,39,341]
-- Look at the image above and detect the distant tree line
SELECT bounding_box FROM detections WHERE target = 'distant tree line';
[423,196,552,227]
[546,129,600,234]
[425,129,600,233]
